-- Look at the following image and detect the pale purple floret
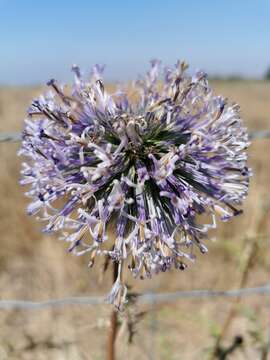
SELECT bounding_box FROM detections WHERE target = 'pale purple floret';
[19,60,251,308]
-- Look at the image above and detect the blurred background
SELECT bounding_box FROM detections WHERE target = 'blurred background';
[0,0,270,359]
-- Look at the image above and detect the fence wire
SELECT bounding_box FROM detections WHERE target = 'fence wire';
[0,284,270,310]
[0,132,21,143]
[1,130,270,143]
[0,129,269,311]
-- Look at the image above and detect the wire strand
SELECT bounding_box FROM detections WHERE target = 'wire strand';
[0,130,270,143]
[0,284,269,310]
[0,129,269,310]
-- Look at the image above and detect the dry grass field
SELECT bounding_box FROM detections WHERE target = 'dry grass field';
[0,81,270,359]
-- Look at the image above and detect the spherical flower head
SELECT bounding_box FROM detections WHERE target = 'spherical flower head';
[19,60,251,308]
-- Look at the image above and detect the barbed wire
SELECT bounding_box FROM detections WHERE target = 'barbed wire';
[0,132,21,143]
[249,130,270,140]
[0,130,270,143]
[0,129,269,312]
[0,284,269,310]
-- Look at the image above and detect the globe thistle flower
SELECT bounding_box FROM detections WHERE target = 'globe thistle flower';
[19,60,251,308]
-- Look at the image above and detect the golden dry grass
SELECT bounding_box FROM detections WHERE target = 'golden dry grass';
[0,81,270,359]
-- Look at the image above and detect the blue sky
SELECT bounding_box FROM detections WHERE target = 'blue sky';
[0,0,269,84]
